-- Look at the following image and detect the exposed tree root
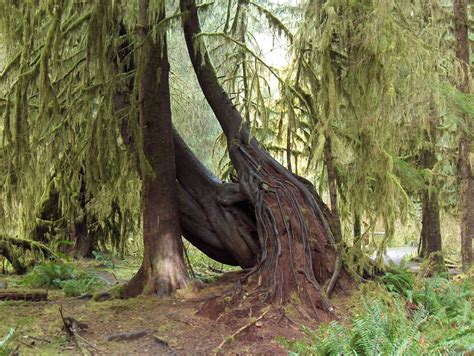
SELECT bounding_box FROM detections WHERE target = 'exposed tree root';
[180,0,351,319]
[234,145,336,319]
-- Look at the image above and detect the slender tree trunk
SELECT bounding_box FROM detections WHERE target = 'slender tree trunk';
[353,214,361,245]
[454,0,473,271]
[68,172,95,258]
[123,1,188,297]
[324,137,342,241]
[419,189,442,256]
[181,0,349,318]
[418,123,442,263]
[287,125,292,172]
[324,137,343,295]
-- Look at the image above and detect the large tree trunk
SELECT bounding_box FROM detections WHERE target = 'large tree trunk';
[112,31,258,269]
[180,0,348,318]
[123,1,188,297]
[174,132,259,268]
[454,0,473,271]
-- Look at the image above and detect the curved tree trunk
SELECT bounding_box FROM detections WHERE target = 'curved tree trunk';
[112,24,258,269]
[174,131,259,268]
[123,1,189,297]
[180,0,348,318]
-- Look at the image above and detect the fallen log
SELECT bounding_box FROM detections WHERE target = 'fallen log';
[0,289,48,301]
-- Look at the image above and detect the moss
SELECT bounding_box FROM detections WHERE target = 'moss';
[418,252,447,278]
[92,284,125,301]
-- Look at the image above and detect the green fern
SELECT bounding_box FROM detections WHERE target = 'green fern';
[22,261,103,296]
[280,276,473,355]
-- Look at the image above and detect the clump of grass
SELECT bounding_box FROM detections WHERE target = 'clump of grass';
[280,268,473,355]
[22,261,104,296]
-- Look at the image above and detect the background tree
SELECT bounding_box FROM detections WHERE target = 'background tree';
[454,0,473,271]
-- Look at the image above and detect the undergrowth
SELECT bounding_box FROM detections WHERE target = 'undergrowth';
[280,267,473,355]
[22,262,104,297]
[184,242,239,283]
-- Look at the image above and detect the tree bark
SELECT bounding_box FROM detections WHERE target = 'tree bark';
[418,126,443,264]
[174,131,259,268]
[123,1,189,297]
[419,189,442,258]
[180,0,347,318]
[324,137,343,295]
[454,0,473,271]
[67,172,95,258]
[112,27,258,269]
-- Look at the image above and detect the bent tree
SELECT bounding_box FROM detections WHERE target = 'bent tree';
[0,0,348,317]
[179,0,346,317]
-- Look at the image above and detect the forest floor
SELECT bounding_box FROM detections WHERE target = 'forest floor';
[0,259,353,355]
[1,247,468,355]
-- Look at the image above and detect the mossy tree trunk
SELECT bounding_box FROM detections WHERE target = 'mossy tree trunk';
[454,0,473,271]
[123,0,189,297]
[67,171,95,258]
[180,0,350,319]
[418,121,442,266]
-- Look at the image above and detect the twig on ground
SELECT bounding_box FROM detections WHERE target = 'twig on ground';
[59,306,103,354]
[214,308,270,354]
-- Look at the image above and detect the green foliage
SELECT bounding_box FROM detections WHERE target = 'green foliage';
[22,261,103,296]
[379,266,415,300]
[281,270,474,355]
[281,298,428,355]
